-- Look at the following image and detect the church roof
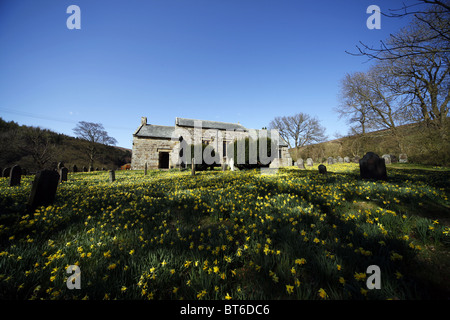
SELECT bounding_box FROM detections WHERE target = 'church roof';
[134,124,175,139]
[134,117,288,146]
[175,117,248,131]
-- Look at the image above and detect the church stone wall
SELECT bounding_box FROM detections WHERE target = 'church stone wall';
[131,126,292,170]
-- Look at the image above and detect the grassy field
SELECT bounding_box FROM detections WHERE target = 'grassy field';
[0,163,449,300]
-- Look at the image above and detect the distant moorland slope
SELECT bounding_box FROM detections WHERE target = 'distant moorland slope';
[0,118,131,173]
[291,120,450,166]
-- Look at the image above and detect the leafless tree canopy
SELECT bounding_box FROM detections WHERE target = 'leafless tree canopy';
[269,113,327,149]
[73,121,117,146]
[336,72,378,135]
[340,0,449,162]
[348,0,450,61]
[18,127,57,169]
[73,121,118,168]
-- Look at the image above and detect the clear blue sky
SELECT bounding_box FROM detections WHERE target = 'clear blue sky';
[0,0,414,149]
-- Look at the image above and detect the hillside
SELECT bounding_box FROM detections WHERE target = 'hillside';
[291,120,450,166]
[0,118,131,173]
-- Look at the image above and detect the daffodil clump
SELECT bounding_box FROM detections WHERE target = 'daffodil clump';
[0,164,448,300]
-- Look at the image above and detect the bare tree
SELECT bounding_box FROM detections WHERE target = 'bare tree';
[385,30,450,142]
[73,121,117,169]
[336,72,379,136]
[337,65,410,152]
[269,113,327,149]
[347,1,449,148]
[17,127,57,169]
[348,1,450,61]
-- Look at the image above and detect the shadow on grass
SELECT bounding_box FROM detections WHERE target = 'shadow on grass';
[1,168,449,299]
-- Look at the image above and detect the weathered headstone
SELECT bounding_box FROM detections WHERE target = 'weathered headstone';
[390,154,398,163]
[399,154,408,163]
[327,157,333,165]
[109,170,115,182]
[297,158,305,169]
[83,166,88,172]
[72,165,78,173]
[2,167,11,178]
[344,156,350,163]
[59,167,68,183]
[359,152,387,181]
[306,158,313,167]
[382,154,391,165]
[27,170,60,213]
[337,156,343,163]
[318,164,327,174]
[269,158,282,169]
[9,165,22,186]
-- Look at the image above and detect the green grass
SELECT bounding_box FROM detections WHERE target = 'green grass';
[0,163,449,300]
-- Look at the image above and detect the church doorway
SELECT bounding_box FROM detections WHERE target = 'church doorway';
[158,152,170,169]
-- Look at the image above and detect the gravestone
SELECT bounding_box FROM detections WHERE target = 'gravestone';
[327,157,333,165]
[57,162,64,171]
[399,154,408,163]
[306,158,313,167]
[359,152,387,181]
[318,164,327,174]
[9,165,22,186]
[22,168,28,175]
[344,156,350,163]
[59,167,68,183]
[109,170,115,182]
[269,158,282,169]
[72,165,78,173]
[83,166,88,172]
[27,170,60,213]
[144,162,148,175]
[390,154,398,163]
[229,158,235,171]
[297,158,305,169]
[382,154,391,165]
[89,166,94,172]
[337,156,343,163]
[2,167,11,178]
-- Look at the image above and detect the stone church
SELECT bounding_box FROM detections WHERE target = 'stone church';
[131,116,292,170]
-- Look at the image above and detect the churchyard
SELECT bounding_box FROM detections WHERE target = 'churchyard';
[0,161,449,300]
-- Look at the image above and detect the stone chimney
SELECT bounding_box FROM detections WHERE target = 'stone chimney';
[141,117,147,126]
